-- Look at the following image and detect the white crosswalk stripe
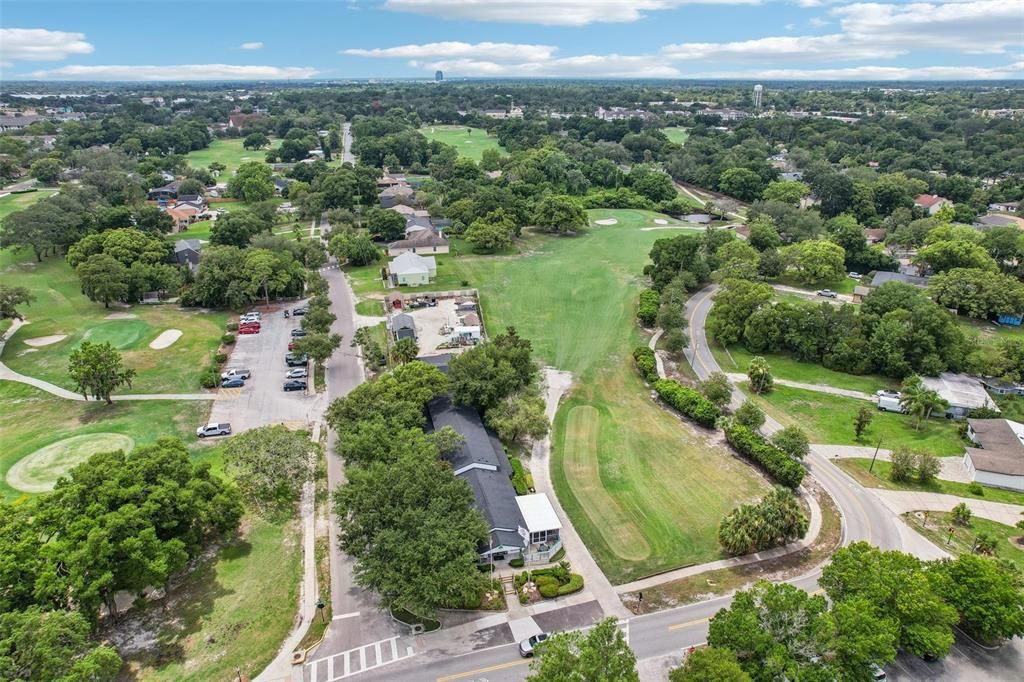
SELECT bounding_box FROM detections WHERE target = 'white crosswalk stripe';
[306,637,414,681]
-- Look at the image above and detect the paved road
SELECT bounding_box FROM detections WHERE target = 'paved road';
[341,122,355,164]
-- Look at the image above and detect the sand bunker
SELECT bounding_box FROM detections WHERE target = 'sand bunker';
[594,218,618,226]
[149,329,182,349]
[24,334,66,347]
[654,219,669,225]
[104,312,137,320]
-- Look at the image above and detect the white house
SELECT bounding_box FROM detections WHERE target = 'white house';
[914,194,952,215]
[388,251,436,287]
[387,228,450,257]
[962,419,1024,492]
[515,494,562,564]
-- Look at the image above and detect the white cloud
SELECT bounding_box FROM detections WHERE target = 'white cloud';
[343,41,556,62]
[808,17,830,27]
[663,34,895,62]
[240,42,264,50]
[0,28,94,62]
[28,64,319,81]
[382,0,759,26]
[784,23,796,30]
[664,1,1024,64]
[409,55,681,78]
[690,62,1024,80]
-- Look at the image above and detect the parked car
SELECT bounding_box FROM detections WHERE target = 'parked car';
[519,633,548,658]
[221,377,245,388]
[196,422,232,438]
[286,353,309,367]
[869,664,887,681]
[241,312,262,321]
[848,272,863,280]
[220,368,252,380]
[283,379,307,392]
[290,328,307,338]
[292,306,308,316]
[816,289,838,298]
[288,340,296,351]
[877,395,904,413]
[238,325,260,335]
[286,367,308,379]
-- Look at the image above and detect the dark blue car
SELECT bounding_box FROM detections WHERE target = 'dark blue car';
[221,377,245,388]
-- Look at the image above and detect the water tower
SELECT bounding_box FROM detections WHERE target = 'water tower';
[753,84,763,109]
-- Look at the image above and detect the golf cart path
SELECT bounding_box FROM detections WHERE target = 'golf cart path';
[725,373,874,401]
[0,319,215,401]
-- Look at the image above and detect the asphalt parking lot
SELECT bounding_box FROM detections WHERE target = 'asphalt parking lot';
[886,631,1024,681]
[207,303,322,434]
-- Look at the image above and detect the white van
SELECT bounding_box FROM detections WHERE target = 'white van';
[877,395,903,413]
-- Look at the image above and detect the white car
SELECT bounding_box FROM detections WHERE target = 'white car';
[286,367,308,379]
[196,423,232,438]
[221,368,252,380]
[518,633,548,657]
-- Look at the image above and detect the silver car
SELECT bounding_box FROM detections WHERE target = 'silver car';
[518,633,548,657]
[286,367,308,379]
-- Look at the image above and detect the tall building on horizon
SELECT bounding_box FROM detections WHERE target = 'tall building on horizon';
[435,70,444,82]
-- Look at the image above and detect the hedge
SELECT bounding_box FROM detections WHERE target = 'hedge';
[538,581,559,598]
[723,422,806,489]
[509,557,525,568]
[510,458,530,495]
[637,288,660,327]
[653,379,721,428]
[633,346,659,383]
[558,573,584,596]
[221,333,236,345]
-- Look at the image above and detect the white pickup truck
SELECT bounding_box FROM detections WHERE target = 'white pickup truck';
[220,367,252,380]
[196,423,232,438]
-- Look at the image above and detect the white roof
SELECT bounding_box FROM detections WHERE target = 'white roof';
[921,372,993,410]
[515,493,561,533]
[389,252,435,275]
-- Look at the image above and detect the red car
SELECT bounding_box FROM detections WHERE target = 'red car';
[238,325,260,335]
[288,340,295,351]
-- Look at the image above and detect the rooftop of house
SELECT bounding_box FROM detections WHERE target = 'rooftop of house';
[870,270,929,288]
[516,493,561,534]
[174,238,201,252]
[390,230,449,251]
[379,184,414,197]
[389,312,415,331]
[389,251,436,275]
[862,228,887,241]
[914,194,948,207]
[922,373,994,410]
[418,353,453,374]
[966,419,1024,475]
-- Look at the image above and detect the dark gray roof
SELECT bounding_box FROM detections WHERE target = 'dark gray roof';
[966,419,1024,475]
[406,215,433,229]
[870,270,929,288]
[418,354,453,373]
[462,468,526,549]
[428,396,511,475]
[174,238,201,252]
[389,230,449,250]
[392,313,415,330]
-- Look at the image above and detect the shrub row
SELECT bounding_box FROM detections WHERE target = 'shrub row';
[723,422,806,489]
[637,288,660,327]
[510,458,530,495]
[633,346,659,383]
[653,379,721,428]
[558,573,584,596]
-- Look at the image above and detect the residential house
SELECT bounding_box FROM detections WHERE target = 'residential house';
[914,194,952,215]
[388,204,424,218]
[387,229,450,257]
[165,206,199,232]
[388,313,416,341]
[418,353,453,374]
[388,252,436,287]
[174,239,201,272]
[988,202,1018,213]
[921,373,996,419]
[962,419,1024,492]
[376,173,404,189]
[484,107,523,120]
[0,114,44,132]
[379,184,414,209]
[148,181,181,201]
[404,215,433,235]
[980,379,1024,397]
[227,113,264,129]
[427,396,561,564]
[869,270,929,288]
[862,228,886,244]
[273,178,290,196]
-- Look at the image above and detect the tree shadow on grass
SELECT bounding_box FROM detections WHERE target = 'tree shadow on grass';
[78,401,132,424]
[111,534,253,680]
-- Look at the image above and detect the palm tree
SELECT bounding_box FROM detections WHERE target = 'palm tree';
[899,376,949,430]
[392,338,419,364]
[747,356,774,394]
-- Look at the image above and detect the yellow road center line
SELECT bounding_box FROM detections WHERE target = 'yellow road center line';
[668,616,711,631]
[437,658,530,682]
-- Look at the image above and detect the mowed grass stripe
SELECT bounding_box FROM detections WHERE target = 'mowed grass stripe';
[563,404,650,561]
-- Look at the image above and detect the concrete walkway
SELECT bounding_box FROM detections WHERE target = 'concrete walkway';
[726,373,873,402]
[812,444,972,483]
[647,328,666,378]
[873,489,1024,527]
[0,319,216,401]
[532,368,629,619]
[615,488,823,595]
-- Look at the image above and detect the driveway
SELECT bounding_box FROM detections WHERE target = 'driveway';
[207,305,323,433]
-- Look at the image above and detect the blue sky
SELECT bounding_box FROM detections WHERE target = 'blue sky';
[1,1,1022,81]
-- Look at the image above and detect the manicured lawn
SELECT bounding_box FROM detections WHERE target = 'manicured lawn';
[0,380,213,499]
[773,273,857,295]
[184,138,271,176]
[663,128,689,145]
[420,125,506,162]
[175,220,213,241]
[355,299,383,316]
[449,209,769,583]
[836,458,1024,507]
[902,512,1024,572]
[115,514,301,682]
[0,189,57,221]
[711,343,896,394]
[744,383,964,456]
[0,250,228,394]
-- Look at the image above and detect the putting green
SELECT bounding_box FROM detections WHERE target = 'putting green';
[7,433,135,493]
[562,405,651,561]
[83,319,152,349]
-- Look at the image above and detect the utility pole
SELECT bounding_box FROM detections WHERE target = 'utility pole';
[868,438,883,473]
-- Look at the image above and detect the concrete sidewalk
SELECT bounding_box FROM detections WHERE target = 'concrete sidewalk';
[874,489,1024,526]
[727,373,874,402]
[812,444,972,483]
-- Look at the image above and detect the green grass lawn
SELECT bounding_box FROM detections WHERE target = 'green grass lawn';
[836,458,1024,507]
[773,273,857,295]
[420,125,506,162]
[175,220,213,241]
[711,344,896,394]
[902,512,1024,572]
[744,383,964,456]
[355,300,383,316]
[448,209,769,583]
[0,250,228,394]
[184,138,271,176]
[663,128,689,145]
[0,189,57,221]
[0,380,213,500]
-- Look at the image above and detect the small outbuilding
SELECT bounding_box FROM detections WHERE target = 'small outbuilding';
[388,313,417,341]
